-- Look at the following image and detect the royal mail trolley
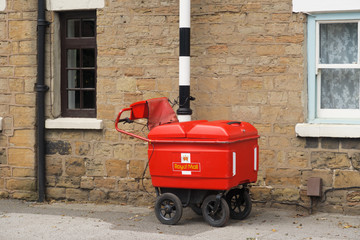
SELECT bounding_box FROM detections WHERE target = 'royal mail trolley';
[115,98,259,227]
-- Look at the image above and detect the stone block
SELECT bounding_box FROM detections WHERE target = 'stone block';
[0,94,11,104]
[105,159,127,177]
[96,104,115,120]
[6,178,36,191]
[268,136,291,148]
[129,160,145,178]
[46,157,62,176]
[46,140,72,155]
[247,91,268,105]
[56,177,81,188]
[334,170,360,188]
[65,157,86,177]
[83,131,102,141]
[272,188,300,202]
[311,152,350,169]
[19,41,37,54]
[10,106,35,127]
[287,151,309,168]
[256,45,285,56]
[259,149,276,168]
[266,168,301,186]
[94,178,116,190]
[134,143,148,160]
[10,55,37,66]
[113,143,133,160]
[136,78,156,91]
[305,138,319,149]
[0,166,11,177]
[8,148,34,167]
[89,189,107,202]
[46,187,66,200]
[321,138,339,150]
[94,142,113,158]
[9,21,36,40]
[341,139,360,149]
[0,148,6,164]
[232,105,260,121]
[250,186,271,201]
[11,192,37,201]
[14,66,37,77]
[12,168,35,177]
[0,66,13,78]
[85,158,104,177]
[66,188,89,201]
[347,191,360,203]
[349,153,360,170]
[9,129,35,147]
[75,142,91,156]
[0,191,9,198]
[80,177,94,190]
[240,79,263,90]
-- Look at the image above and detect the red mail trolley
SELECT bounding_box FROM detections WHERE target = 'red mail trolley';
[115,98,259,227]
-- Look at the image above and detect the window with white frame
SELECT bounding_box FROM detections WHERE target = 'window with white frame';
[316,20,360,119]
[306,13,360,124]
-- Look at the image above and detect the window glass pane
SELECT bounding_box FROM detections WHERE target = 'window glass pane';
[68,70,80,88]
[320,23,358,64]
[83,70,95,88]
[68,91,80,109]
[82,18,95,37]
[83,91,95,108]
[82,49,95,67]
[67,19,80,38]
[321,69,360,109]
[67,49,80,68]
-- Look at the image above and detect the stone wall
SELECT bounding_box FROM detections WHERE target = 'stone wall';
[0,0,359,213]
[0,0,38,200]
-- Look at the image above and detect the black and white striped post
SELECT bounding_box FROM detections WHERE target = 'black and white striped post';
[177,0,193,122]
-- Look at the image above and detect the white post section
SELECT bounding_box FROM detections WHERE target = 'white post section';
[177,0,193,122]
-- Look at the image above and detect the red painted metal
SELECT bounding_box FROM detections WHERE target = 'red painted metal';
[148,120,259,190]
[115,99,259,191]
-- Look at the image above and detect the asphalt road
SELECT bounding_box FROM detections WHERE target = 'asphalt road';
[0,199,359,240]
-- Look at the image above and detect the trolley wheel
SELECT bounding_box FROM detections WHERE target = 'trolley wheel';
[154,193,183,225]
[201,195,230,227]
[226,188,252,220]
[189,203,202,216]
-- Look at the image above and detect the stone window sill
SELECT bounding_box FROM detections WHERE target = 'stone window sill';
[295,123,360,138]
[46,0,104,11]
[45,118,103,130]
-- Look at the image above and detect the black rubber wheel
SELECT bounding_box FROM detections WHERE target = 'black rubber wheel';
[154,193,183,225]
[225,188,252,220]
[189,203,202,216]
[201,195,230,227]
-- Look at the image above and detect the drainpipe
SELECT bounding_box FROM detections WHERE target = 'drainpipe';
[177,0,194,122]
[36,0,49,202]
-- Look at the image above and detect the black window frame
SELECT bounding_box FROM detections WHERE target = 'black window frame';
[60,10,97,118]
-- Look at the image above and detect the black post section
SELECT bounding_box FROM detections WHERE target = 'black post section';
[179,28,190,57]
[36,0,49,202]
[177,85,192,115]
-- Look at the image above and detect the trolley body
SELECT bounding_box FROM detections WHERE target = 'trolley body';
[148,120,259,190]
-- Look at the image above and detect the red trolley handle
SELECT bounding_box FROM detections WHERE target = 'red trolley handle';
[115,108,150,142]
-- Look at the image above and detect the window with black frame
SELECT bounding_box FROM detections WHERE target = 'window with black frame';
[60,11,97,118]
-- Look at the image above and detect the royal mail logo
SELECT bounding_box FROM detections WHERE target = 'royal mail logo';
[181,153,191,163]
[173,162,201,172]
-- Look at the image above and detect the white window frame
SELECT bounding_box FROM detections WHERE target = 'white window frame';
[316,20,360,119]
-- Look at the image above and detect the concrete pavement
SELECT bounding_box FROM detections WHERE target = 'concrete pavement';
[0,199,359,240]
